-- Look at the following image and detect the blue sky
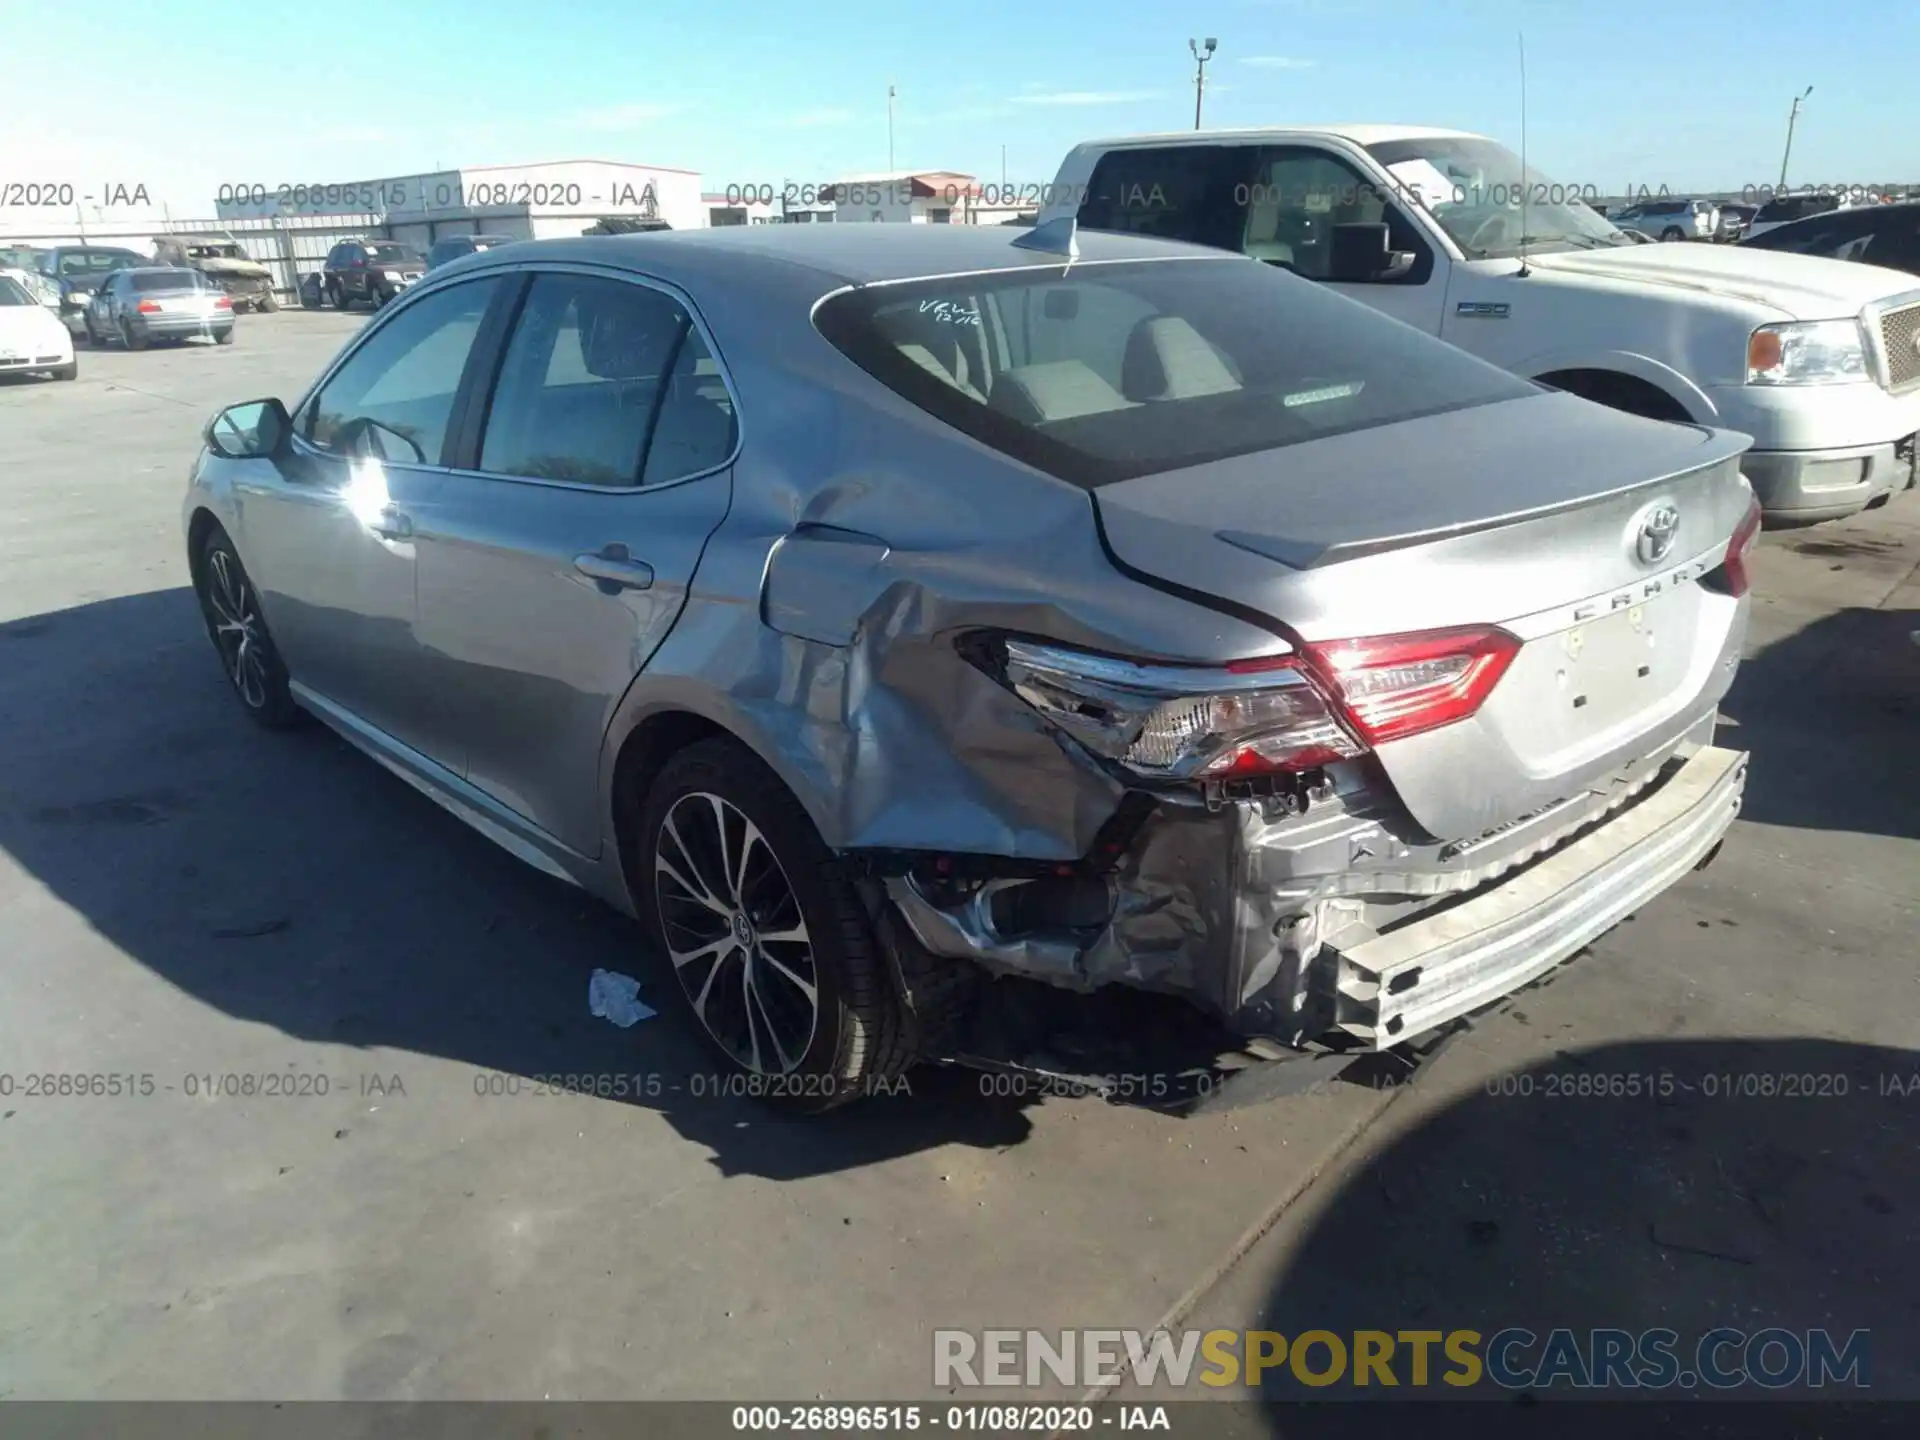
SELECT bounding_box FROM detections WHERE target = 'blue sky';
[5,0,1915,214]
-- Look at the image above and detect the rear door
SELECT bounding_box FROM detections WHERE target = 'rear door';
[406,266,738,855]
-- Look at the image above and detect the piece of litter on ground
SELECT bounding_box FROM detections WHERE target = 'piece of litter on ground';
[589,968,656,1027]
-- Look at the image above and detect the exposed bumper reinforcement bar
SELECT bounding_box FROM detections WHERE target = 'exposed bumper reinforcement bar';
[1332,745,1748,1050]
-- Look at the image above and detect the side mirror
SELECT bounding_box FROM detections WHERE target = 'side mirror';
[1329,223,1395,281]
[205,397,291,459]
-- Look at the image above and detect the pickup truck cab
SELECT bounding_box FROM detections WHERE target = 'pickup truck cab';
[1041,126,1920,524]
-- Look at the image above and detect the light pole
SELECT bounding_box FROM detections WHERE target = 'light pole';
[887,83,896,171]
[1778,85,1812,191]
[1190,37,1217,130]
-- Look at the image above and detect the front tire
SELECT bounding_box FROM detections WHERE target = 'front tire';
[51,360,76,381]
[329,281,350,311]
[1659,226,1685,242]
[633,738,915,1111]
[193,528,301,729]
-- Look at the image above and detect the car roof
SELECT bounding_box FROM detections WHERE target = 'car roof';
[464,224,1236,296]
[1070,123,1488,150]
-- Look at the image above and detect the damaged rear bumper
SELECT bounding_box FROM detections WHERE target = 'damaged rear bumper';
[882,742,1747,1056]
[1327,744,1747,1049]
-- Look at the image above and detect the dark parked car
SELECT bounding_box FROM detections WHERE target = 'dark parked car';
[1739,200,1920,277]
[321,239,426,310]
[426,234,518,270]
[84,267,235,349]
[34,245,146,335]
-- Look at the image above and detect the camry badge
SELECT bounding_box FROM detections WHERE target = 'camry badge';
[1634,504,1681,566]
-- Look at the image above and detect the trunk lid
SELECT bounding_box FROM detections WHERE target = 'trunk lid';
[1093,390,1755,840]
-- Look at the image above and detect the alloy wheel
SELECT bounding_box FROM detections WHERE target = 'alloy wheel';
[205,548,270,709]
[652,791,820,1075]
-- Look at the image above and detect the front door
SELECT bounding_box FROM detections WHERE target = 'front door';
[408,268,739,855]
[233,275,505,765]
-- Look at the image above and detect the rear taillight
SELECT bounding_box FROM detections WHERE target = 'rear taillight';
[982,624,1520,785]
[1715,496,1764,598]
[214,296,232,309]
[136,300,161,314]
[1298,626,1521,746]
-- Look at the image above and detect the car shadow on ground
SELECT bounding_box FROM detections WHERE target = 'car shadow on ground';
[1717,604,1918,842]
[0,588,1040,1179]
[1243,1036,1920,1431]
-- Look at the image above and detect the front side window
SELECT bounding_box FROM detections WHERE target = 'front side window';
[1079,145,1247,250]
[306,278,501,465]
[1238,148,1429,280]
[816,257,1535,487]
[477,274,735,487]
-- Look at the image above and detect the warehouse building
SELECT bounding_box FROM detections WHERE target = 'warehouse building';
[213,159,706,245]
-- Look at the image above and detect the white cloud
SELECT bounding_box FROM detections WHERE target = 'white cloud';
[787,108,858,128]
[1241,55,1315,69]
[569,102,682,131]
[1009,90,1160,106]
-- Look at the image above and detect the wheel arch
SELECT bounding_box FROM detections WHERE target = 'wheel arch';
[1526,352,1713,424]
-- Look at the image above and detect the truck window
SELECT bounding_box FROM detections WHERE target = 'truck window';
[1238,148,1431,282]
[1077,146,1248,250]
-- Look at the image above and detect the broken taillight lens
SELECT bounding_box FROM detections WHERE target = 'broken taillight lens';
[993,640,1363,781]
[985,624,1520,785]
[1298,626,1521,747]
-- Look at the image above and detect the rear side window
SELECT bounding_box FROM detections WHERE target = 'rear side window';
[815,257,1534,487]
[1078,146,1249,250]
[476,274,735,487]
[306,278,501,464]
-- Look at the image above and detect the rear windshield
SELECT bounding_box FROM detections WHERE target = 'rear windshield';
[133,269,203,291]
[365,243,421,264]
[813,256,1535,487]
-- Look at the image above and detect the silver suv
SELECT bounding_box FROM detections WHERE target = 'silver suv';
[1611,198,1719,242]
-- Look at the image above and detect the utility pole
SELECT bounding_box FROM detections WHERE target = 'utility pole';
[1778,85,1812,190]
[1190,37,1217,130]
[887,83,896,171]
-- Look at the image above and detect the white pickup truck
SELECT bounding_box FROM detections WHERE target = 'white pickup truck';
[1040,126,1920,524]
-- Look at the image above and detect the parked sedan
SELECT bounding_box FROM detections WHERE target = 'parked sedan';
[86,267,235,349]
[0,271,77,379]
[183,225,1757,1107]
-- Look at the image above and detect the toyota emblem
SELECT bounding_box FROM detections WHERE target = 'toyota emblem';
[1635,504,1681,566]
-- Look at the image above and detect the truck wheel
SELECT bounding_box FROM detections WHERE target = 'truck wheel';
[1659,226,1685,242]
[259,290,279,313]
[632,737,918,1112]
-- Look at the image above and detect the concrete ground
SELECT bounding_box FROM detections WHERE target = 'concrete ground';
[0,312,1913,1404]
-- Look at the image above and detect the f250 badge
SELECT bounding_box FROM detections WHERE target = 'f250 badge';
[1456,301,1510,318]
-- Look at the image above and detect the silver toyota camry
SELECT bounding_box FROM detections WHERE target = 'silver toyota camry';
[184,222,1761,1108]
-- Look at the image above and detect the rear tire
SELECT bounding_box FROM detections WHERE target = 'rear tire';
[121,320,148,351]
[193,527,301,729]
[1659,226,1685,242]
[216,327,235,346]
[633,738,917,1112]
[329,281,350,311]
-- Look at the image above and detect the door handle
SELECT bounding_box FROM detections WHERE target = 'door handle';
[574,547,655,591]
[370,508,413,539]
